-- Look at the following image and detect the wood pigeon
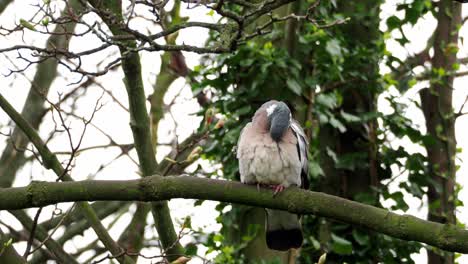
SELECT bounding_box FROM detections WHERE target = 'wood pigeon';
[237,100,309,251]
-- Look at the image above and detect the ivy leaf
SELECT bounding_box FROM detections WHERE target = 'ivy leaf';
[352,230,370,246]
[286,78,302,95]
[389,191,409,211]
[340,110,361,122]
[331,234,353,255]
[386,15,401,30]
[185,243,198,256]
[329,117,346,133]
[325,39,342,58]
[316,93,338,109]
[309,160,324,178]
[405,6,420,25]
[193,199,204,206]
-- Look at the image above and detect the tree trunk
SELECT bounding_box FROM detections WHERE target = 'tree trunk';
[420,1,461,263]
[313,1,385,262]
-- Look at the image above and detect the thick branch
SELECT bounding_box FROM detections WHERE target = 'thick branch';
[86,0,184,259]
[0,0,81,188]
[0,94,134,264]
[1,175,468,254]
[8,210,78,264]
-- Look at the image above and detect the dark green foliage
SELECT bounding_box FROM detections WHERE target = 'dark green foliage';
[188,0,456,262]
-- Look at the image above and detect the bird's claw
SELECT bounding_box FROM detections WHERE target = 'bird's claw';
[272,185,285,196]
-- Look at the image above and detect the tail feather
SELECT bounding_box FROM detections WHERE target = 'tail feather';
[265,209,303,251]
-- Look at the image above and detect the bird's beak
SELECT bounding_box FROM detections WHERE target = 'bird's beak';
[269,106,291,142]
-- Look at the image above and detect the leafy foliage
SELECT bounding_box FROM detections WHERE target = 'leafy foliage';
[188,0,463,262]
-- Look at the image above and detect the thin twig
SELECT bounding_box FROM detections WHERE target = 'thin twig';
[23,207,43,258]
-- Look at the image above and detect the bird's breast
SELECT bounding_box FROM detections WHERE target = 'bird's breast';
[238,130,301,187]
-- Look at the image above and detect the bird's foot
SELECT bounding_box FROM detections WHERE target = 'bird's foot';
[272,185,285,196]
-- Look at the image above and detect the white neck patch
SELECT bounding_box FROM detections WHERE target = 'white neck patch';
[266,104,277,116]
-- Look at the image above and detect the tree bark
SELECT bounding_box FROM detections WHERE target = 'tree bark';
[86,1,185,260]
[420,1,462,263]
[0,175,468,254]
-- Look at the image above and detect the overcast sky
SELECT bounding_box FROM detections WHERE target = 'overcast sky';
[0,1,467,263]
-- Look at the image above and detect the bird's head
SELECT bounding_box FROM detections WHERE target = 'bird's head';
[263,101,291,142]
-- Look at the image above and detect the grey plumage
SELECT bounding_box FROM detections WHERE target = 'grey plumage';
[237,100,309,251]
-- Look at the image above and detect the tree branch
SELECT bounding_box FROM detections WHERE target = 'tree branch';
[0,175,467,253]
[0,93,134,264]
[86,0,185,259]
[8,210,77,264]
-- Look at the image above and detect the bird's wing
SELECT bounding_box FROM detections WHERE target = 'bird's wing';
[236,122,250,159]
[290,119,309,189]
[236,122,253,183]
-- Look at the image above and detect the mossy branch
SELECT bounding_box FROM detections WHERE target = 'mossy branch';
[86,0,185,259]
[1,175,468,254]
[0,93,134,264]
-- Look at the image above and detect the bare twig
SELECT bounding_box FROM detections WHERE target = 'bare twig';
[23,207,43,258]
[29,203,76,255]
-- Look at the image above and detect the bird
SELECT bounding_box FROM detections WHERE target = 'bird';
[236,100,309,251]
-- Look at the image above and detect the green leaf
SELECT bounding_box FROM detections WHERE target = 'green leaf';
[325,39,342,58]
[185,243,198,256]
[316,93,338,109]
[434,67,446,77]
[329,117,346,133]
[309,160,324,178]
[182,216,192,229]
[3,238,12,247]
[213,233,224,243]
[239,58,254,67]
[286,79,302,95]
[326,147,338,162]
[193,199,204,206]
[405,6,420,24]
[389,191,409,211]
[41,17,49,26]
[19,19,35,31]
[236,105,252,116]
[386,15,401,30]
[340,110,360,122]
[331,234,353,255]
[408,78,418,88]
[263,41,273,49]
[309,236,321,249]
[352,230,370,246]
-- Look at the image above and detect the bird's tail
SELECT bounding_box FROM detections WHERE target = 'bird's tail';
[265,209,303,251]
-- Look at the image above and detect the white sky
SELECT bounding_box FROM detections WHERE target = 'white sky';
[0,0,467,263]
